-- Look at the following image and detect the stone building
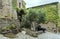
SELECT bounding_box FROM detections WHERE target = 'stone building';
[0,0,26,19]
[27,2,60,33]
[0,0,26,29]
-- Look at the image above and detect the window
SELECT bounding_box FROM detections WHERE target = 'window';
[19,3,21,8]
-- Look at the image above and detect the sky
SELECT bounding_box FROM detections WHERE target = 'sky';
[24,0,60,8]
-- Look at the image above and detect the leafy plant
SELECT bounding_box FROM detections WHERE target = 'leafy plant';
[2,26,8,30]
[9,23,16,30]
[36,12,46,24]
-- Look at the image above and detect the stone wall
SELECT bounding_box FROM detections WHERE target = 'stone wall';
[0,0,13,18]
[31,22,57,33]
[0,18,20,29]
[0,0,26,19]
[40,22,57,32]
[0,0,3,9]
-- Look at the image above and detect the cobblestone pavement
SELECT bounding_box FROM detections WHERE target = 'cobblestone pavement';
[0,32,60,39]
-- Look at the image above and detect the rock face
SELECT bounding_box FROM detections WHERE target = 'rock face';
[0,0,13,18]
[0,18,9,28]
[40,22,57,32]
[0,0,2,8]
[0,18,20,28]
[0,18,20,34]
[31,22,57,33]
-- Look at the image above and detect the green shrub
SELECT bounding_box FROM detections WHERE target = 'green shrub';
[1,26,9,31]
[9,23,16,30]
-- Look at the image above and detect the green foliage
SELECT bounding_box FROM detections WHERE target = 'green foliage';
[28,4,58,24]
[21,4,59,29]
[21,9,38,28]
[21,20,31,29]
[36,12,46,24]
[16,8,26,15]
[9,23,16,30]
[26,10,38,22]
[21,13,31,29]
[2,26,8,30]
[22,9,46,28]
[44,6,58,23]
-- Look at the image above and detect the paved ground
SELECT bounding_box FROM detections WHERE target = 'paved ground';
[0,32,60,39]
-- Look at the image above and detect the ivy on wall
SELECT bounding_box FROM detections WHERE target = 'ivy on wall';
[28,3,58,23]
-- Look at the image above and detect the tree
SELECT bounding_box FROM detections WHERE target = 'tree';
[36,12,46,24]
[21,9,46,29]
[21,9,38,29]
[26,10,38,22]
